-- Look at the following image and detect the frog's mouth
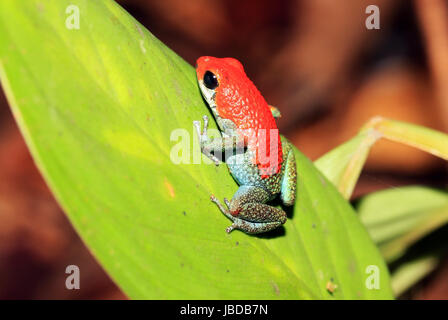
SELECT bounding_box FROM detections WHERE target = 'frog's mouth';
[198,79,221,122]
[198,80,216,104]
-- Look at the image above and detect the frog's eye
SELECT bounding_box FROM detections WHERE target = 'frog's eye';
[203,71,218,90]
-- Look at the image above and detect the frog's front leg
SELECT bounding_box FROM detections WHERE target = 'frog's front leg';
[269,105,282,118]
[193,115,245,165]
[211,185,287,234]
[193,115,219,165]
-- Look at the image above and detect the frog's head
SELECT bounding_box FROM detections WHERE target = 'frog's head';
[196,56,262,132]
[196,56,282,176]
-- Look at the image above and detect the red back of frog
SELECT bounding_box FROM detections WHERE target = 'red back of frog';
[196,56,283,177]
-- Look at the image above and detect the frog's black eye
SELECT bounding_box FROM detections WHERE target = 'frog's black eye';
[203,71,218,90]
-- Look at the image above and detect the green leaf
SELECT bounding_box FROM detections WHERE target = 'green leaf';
[358,117,448,161]
[357,186,448,296]
[315,117,448,200]
[391,253,440,297]
[0,0,392,299]
[357,186,448,262]
[314,131,379,199]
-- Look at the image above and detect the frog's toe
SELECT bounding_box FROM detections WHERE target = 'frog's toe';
[210,195,235,221]
[224,198,230,209]
[226,224,236,233]
[193,120,202,136]
[202,115,209,129]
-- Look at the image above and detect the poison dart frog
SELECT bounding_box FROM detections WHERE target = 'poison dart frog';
[193,56,297,234]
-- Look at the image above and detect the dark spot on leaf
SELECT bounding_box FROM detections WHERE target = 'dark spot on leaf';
[271,281,280,296]
[135,23,144,38]
[37,2,45,13]
[182,211,186,216]
[320,176,327,186]
[312,223,316,229]
[235,241,239,246]
[348,260,356,274]
[110,16,119,25]
[226,269,229,273]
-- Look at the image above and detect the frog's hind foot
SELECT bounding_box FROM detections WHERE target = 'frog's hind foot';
[211,195,247,234]
[226,224,236,233]
[210,195,235,221]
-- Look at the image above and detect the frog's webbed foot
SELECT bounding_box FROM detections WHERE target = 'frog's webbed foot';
[210,195,234,221]
[210,195,243,233]
[210,195,242,233]
[193,115,220,165]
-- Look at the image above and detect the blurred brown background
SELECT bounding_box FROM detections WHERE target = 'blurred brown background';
[0,0,447,299]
